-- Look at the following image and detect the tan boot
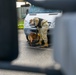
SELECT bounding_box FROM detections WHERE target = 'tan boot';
[40,43,48,48]
[36,41,42,45]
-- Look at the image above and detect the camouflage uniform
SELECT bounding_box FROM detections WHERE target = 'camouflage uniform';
[37,20,49,44]
[30,17,49,47]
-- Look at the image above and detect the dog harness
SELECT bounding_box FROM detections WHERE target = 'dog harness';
[37,18,43,28]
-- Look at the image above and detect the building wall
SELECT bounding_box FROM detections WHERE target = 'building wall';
[17,7,30,19]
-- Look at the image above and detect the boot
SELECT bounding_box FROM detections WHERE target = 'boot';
[40,42,48,48]
[36,40,42,46]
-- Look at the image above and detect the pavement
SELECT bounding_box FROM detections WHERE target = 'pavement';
[0,30,55,75]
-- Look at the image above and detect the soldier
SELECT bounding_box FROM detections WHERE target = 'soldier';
[30,17,49,48]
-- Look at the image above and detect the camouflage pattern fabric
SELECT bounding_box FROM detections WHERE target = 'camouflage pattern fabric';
[37,20,49,43]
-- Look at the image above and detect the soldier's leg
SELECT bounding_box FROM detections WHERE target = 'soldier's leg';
[40,23,49,48]
[36,37,42,45]
[40,31,48,48]
[36,28,42,45]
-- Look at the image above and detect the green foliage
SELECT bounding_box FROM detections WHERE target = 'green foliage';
[18,19,24,29]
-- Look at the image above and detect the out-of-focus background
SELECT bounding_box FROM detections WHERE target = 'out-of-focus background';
[0,0,56,75]
[17,0,31,29]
